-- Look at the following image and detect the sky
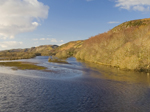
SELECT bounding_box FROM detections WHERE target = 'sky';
[0,0,150,50]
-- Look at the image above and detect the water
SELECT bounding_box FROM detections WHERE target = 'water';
[0,56,150,112]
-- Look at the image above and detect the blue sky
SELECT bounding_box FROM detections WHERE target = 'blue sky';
[0,0,150,50]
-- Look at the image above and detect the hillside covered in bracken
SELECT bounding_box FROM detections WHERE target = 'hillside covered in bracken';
[75,18,150,72]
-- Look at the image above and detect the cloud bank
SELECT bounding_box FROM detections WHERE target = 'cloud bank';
[0,0,49,39]
[115,0,150,11]
[0,41,23,49]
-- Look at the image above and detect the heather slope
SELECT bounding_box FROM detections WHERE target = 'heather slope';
[75,18,150,72]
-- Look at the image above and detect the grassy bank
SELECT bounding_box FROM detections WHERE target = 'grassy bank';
[0,62,47,70]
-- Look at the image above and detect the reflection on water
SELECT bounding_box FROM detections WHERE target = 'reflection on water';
[0,56,150,112]
[147,74,150,88]
[81,60,150,85]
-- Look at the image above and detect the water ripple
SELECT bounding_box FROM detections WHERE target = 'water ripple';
[0,56,150,112]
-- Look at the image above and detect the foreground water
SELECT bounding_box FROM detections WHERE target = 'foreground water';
[0,56,150,112]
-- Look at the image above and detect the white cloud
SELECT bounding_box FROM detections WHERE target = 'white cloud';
[108,21,120,24]
[60,40,64,42]
[40,38,46,40]
[51,38,57,42]
[46,38,51,40]
[32,22,39,27]
[58,43,64,46]
[0,41,23,49]
[115,0,150,11]
[34,38,58,42]
[0,0,49,39]
[41,38,58,42]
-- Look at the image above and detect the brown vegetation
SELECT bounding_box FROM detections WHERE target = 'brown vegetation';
[48,56,69,64]
[53,40,84,59]
[0,45,58,60]
[2,18,150,73]
[75,18,150,72]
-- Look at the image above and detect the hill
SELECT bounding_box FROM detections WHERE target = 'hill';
[1,18,150,72]
[0,45,58,60]
[52,40,84,58]
[75,18,150,72]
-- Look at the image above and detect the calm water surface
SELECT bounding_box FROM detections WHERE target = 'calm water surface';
[0,56,150,112]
